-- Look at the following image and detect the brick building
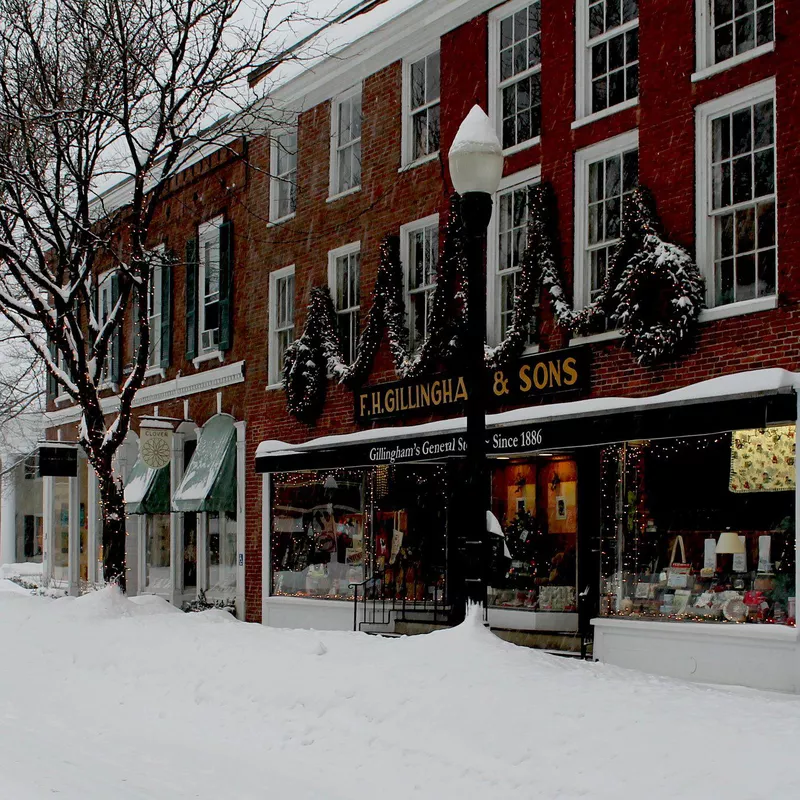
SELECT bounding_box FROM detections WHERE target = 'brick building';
[42,0,800,691]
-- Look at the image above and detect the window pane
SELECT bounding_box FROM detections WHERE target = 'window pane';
[753,100,774,148]
[735,206,755,254]
[714,23,734,62]
[732,155,753,203]
[736,252,756,300]
[410,59,425,109]
[756,200,776,249]
[754,148,774,197]
[756,7,774,46]
[426,52,440,100]
[757,248,776,296]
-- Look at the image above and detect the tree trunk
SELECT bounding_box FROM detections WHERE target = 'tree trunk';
[96,462,127,592]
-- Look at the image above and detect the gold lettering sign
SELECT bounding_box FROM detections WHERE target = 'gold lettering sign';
[354,347,590,423]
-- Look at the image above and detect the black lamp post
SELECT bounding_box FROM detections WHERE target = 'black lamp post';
[448,106,504,611]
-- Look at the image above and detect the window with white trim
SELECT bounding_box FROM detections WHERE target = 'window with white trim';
[709,0,774,67]
[490,0,541,151]
[328,243,361,364]
[198,217,221,353]
[330,88,362,196]
[404,49,440,164]
[574,132,639,315]
[577,0,639,119]
[495,176,539,343]
[270,128,297,222]
[269,266,295,385]
[147,246,164,368]
[696,82,776,309]
[401,216,439,352]
[97,271,116,383]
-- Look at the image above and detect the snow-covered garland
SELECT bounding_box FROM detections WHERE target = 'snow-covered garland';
[283,196,469,422]
[498,183,706,367]
[284,185,706,422]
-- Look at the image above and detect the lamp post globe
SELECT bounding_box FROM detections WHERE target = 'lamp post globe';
[448,105,503,617]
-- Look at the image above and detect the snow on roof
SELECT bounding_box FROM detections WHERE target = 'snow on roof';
[255,368,800,459]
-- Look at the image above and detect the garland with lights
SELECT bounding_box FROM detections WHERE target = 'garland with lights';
[284,197,469,422]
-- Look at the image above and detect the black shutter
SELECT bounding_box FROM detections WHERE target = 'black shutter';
[185,238,198,360]
[46,337,58,399]
[218,220,233,351]
[160,255,173,368]
[110,272,122,384]
[131,288,140,363]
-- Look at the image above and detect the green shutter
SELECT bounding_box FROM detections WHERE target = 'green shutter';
[160,256,173,368]
[131,288,140,362]
[47,338,58,399]
[218,221,233,352]
[110,272,122,384]
[185,238,198,360]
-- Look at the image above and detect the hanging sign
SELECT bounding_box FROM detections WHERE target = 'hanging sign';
[38,443,78,477]
[354,346,591,423]
[139,422,173,469]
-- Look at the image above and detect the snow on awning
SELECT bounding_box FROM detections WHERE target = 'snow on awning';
[172,415,237,514]
[255,369,800,474]
[124,459,170,516]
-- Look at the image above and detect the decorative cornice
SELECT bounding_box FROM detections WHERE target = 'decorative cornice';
[46,361,246,427]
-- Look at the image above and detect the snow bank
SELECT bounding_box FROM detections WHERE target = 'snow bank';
[0,591,798,799]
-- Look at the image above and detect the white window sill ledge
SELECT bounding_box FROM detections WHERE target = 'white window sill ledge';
[699,295,777,323]
[326,186,361,204]
[267,212,296,228]
[144,367,165,380]
[569,329,622,346]
[192,350,224,368]
[99,382,118,393]
[692,42,775,83]
[592,615,797,642]
[398,152,439,173]
[572,98,638,130]
[502,136,541,158]
[54,395,72,406]
[265,381,284,392]
[266,595,352,609]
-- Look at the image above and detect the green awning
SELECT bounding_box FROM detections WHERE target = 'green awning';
[172,414,237,514]
[124,459,170,515]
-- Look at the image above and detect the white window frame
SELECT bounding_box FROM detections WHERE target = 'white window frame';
[268,265,295,387]
[196,216,223,363]
[97,269,116,387]
[573,129,639,313]
[695,78,777,321]
[146,244,165,372]
[401,42,441,168]
[400,214,439,353]
[269,126,297,224]
[488,0,543,156]
[574,0,639,126]
[487,165,541,349]
[328,85,362,201]
[693,0,776,82]
[327,241,361,365]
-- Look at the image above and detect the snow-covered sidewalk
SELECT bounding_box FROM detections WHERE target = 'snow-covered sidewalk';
[0,587,798,799]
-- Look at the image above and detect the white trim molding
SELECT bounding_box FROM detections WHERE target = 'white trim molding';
[46,360,246,427]
[400,213,440,353]
[694,78,777,313]
[401,41,441,169]
[327,241,362,365]
[268,265,296,386]
[328,84,362,200]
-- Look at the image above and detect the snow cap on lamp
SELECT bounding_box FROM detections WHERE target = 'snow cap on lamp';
[716,530,745,554]
[448,104,503,196]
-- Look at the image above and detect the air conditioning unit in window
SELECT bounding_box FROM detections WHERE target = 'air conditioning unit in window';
[201,329,219,351]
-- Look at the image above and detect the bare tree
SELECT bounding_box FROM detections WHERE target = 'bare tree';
[0,0,321,589]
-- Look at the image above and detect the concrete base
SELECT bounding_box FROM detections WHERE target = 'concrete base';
[592,617,800,693]
[263,597,355,631]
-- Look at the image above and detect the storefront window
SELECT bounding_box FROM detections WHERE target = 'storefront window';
[208,511,236,593]
[272,470,367,600]
[53,476,69,581]
[489,456,578,611]
[184,513,197,589]
[79,459,89,582]
[145,513,171,591]
[600,428,796,625]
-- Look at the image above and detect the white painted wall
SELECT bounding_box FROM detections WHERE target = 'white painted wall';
[0,468,16,565]
[263,597,356,632]
[593,617,800,693]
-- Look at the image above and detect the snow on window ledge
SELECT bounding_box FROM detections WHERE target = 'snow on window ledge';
[398,151,439,173]
[326,186,361,204]
[144,366,166,380]
[192,350,224,369]
[54,394,72,406]
[571,98,638,131]
[699,295,777,323]
[692,42,775,84]
[267,212,296,228]
[502,136,541,158]
[569,329,623,346]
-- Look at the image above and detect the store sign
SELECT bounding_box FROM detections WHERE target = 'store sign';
[368,434,467,464]
[354,346,590,423]
[38,444,78,477]
[140,426,172,469]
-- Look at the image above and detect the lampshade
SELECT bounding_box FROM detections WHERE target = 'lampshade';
[448,105,504,196]
[716,530,745,554]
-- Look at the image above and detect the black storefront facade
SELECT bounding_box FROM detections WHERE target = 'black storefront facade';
[256,365,800,692]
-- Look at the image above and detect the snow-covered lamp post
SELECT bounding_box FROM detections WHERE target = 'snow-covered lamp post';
[448,106,503,612]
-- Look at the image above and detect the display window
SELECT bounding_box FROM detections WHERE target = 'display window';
[145,513,171,591]
[208,511,236,593]
[489,455,578,611]
[184,513,198,590]
[599,428,796,625]
[53,476,70,581]
[270,465,448,602]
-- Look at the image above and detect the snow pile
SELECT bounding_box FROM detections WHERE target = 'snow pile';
[1,588,799,799]
[0,562,43,581]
